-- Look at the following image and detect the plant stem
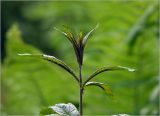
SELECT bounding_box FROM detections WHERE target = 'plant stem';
[79,65,83,116]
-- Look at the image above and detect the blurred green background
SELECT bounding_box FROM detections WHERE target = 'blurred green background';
[1,0,159,115]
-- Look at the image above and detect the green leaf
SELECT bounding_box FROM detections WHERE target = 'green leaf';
[40,107,54,115]
[126,4,157,54]
[49,103,80,116]
[82,23,99,47]
[54,27,78,49]
[77,31,83,44]
[18,53,79,82]
[84,66,135,84]
[84,82,113,96]
[54,27,82,65]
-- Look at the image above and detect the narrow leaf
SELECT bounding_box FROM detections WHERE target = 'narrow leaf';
[77,31,83,44]
[18,53,79,82]
[84,66,135,84]
[85,82,113,96]
[82,23,99,47]
[62,26,82,65]
[54,27,67,36]
[54,27,78,48]
[49,103,79,116]
[54,27,81,65]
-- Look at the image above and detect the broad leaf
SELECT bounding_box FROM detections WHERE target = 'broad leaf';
[18,53,79,82]
[84,82,113,96]
[112,114,130,116]
[40,107,55,115]
[49,103,79,116]
[82,23,99,47]
[45,114,61,116]
[84,66,135,84]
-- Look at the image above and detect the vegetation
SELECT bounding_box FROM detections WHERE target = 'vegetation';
[1,1,159,115]
[18,24,135,115]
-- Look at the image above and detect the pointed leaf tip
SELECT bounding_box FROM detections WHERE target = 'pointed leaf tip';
[84,66,135,84]
[54,27,67,36]
[95,23,99,29]
[18,53,79,82]
[117,66,136,72]
[82,24,99,47]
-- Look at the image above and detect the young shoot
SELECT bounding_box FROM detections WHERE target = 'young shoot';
[19,24,135,116]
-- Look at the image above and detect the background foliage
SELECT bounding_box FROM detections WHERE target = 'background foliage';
[1,0,159,115]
